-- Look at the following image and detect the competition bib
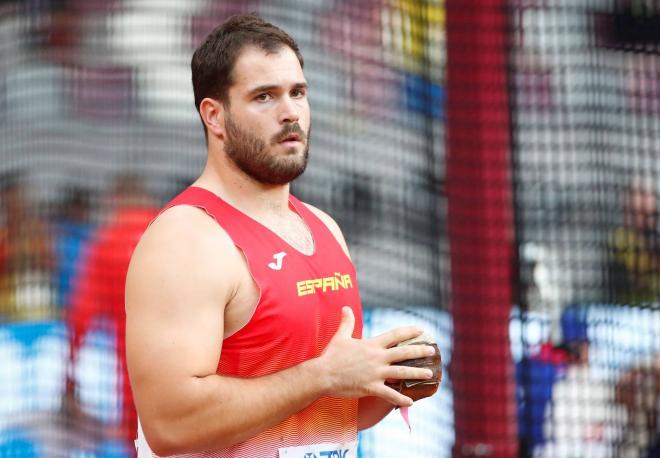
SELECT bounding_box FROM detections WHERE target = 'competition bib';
[279,440,358,458]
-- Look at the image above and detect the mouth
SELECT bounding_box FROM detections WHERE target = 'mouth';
[279,133,301,144]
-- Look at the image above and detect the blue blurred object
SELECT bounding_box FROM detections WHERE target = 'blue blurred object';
[403,73,445,119]
[54,220,94,309]
[5,321,62,349]
[0,429,38,458]
[561,305,589,343]
[97,439,132,458]
[516,357,563,454]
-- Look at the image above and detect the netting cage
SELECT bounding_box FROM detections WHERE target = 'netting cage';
[0,0,659,457]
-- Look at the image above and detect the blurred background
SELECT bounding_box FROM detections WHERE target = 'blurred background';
[0,0,658,457]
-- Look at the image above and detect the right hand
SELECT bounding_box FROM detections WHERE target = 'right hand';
[316,306,436,407]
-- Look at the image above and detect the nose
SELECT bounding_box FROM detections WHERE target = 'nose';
[278,95,300,124]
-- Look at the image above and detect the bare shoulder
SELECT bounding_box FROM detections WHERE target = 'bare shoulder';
[302,202,350,257]
[138,204,232,248]
[127,205,241,310]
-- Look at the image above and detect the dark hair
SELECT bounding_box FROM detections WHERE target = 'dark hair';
[191,13,304,113]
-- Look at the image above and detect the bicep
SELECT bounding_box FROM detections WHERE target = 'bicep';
[126,256,223,378]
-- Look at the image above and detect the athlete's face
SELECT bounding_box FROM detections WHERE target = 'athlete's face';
[222,46,311,185]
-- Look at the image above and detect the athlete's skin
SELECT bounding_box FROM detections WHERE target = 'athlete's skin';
[125,45,435,456]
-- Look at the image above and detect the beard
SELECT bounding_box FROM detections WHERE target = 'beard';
[223,114,310,185]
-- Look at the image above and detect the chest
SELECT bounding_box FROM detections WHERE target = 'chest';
[224,246,359,333]
[221,247,362,375]
[265,213,314,256]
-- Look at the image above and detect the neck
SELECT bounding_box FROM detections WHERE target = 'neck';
[193,146,291,218]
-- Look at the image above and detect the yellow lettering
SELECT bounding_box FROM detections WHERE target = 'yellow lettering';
[296,273,354,296]
[322,276,335,292]
[297,281,307,296]
[309,280,318,295]
[343,274,353,289]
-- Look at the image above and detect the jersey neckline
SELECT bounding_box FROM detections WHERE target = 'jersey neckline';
[187,186,317,257]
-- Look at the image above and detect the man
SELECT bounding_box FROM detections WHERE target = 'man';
[67,174,157,456]
[125,14,436,458]
[538,306,625,458]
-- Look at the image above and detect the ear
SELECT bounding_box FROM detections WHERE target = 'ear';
[199,98,225,139]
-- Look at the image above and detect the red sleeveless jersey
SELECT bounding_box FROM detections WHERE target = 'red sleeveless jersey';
[143,186,363,458]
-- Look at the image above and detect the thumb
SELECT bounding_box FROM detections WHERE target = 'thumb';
[335,306,355,338]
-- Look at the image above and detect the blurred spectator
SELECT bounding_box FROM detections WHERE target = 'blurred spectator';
[517,335,569,457]
[516,305,584,457]
[52,186,94,310]
[609,181,660,304]
[615,354,660,458]
[64,173,157,456]
[0,172,56,321]
[538,306,626,458]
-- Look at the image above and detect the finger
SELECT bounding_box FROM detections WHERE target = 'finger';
[371,326,424,348]
[335,306,355,338]
[371,384,414,407]
[385,344,436,364]
[383,365,434,381]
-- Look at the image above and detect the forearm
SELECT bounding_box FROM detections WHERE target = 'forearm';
[140,357,328,455]
[357,396,395,431]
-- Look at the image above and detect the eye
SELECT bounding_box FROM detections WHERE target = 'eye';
[291,88,307,98]
[255,93,272,102]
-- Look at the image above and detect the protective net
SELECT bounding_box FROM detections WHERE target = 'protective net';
[1,0,659,457]
[0,1,448,457]
[511,1,660,457]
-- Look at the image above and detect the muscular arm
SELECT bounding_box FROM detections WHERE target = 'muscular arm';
[126,206,434,455]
